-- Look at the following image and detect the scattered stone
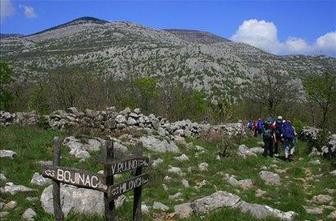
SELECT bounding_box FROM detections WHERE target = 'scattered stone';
[327,210,336,219]
[198,162,208,172]
[140,136,179,153]
[153,201,169,211]
[174,154,189,161]
[141,203,149,214]
[312,194,333,205]
[309,159,321,165]
[22,208,37,221]
[304,206,323,215]
[191,191,240,214]
[255,189,267,198]
[174,203,193,219]
[152,158,163,168]
[4,200,17,209]
[40,184,125,217]
[26,197,39,202]
[0,173,7,181]
[164,176,172,182]
[169,192,182,200]
[30,172,52,186]
[330,170,336,176]
[259,171,281,186]
[0,202,4,209]
[0,182,34,195]
[168,166,182,175]
[182,179,190,188]
[0,150,17,159]
[0,212,9,219]
[238,145,257,158]
[238,201,297,220]
[162,184,168,191]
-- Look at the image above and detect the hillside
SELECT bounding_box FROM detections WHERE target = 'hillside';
[0,17,335,95]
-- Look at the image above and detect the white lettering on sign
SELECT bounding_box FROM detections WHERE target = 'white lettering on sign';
[42,166,107,191]
[108,173,149,198]
[111,158,149,174]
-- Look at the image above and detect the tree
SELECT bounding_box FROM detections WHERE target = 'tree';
[134,77,159,113]
[304,71,336,129]
[0,60,13,110]
[245,68,302,115]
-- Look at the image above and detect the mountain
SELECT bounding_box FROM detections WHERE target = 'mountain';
[0,16,335,95]
[0,33,24,38]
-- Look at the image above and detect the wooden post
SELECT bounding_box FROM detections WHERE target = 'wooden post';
[133,141,143,221]
[104,140,115,221]
[53,137,64,221]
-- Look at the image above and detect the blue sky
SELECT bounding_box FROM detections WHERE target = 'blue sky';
[1,0,336,56]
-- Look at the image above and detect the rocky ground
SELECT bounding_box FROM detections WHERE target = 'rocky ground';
[0,108,336,221]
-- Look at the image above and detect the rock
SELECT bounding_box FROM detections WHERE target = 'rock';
[174,136,187,146]
[174,154,189,161]
[0,150,17,159]
[330,170,336,176]
[191,191,240,214]
[195,145,205,152]
[22,208,37,221]
[26,197,39,202]
[309,159,321,165]
[238,145,257,158]
[0,173,7,181]
[169,192,182,200]
[327,210,336,219]
[0,202,4,209]
[115,115,126,124]
[164,176,172,182]
[168,166,182,175]
[225,175,253,190]
[250,147,264,154]
[85,139,102,152]
[153,201,169,211]
[255,189,267,198]
[134,108,141,114]
[152,158,163,167]
[120,107,131,115]
[67,107,80,115]
[304,206,324,215]
[238,201,297,220]
[30,172,52,186]
[198,162,208,171]
[0,212,9,219]
[174,203,193,218]
[140,136,179,153]
[4,200,17,209]
[127,117,137,125]
[40,184,125,217]
[162,184,168,191]
[312,194,333,205]
[182,179,190,188]
[141,203,149,214]
[301,127,321,141]
[0,182,34,195]
[259,171,281,186]
[63,136,91,160]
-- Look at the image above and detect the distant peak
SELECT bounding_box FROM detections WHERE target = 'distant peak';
[69,16,109,24]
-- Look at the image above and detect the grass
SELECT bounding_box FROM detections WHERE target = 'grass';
[1,125,336,221]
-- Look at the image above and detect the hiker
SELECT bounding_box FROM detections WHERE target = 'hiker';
[272,116,284,157]
[263,120,275,157]
[256,118,264,135]
[282,120,296,161]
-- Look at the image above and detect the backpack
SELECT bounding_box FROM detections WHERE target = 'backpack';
[274,120,283,136]
[257,120,264,130]
[263,127,273,140]
[282,121,295,139]
[247,121,253,129]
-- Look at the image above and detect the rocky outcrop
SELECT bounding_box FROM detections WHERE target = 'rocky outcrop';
[0,182,34,195]
[259,171,281,186]
[40,184,125,217]
[0,150,17,159]
[175,191,296,220]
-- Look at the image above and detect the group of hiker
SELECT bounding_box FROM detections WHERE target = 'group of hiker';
[247,116,296,161]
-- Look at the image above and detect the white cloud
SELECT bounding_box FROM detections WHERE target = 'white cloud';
[19,4,37,18]
[0,0,15,22]
[231,19,336,57]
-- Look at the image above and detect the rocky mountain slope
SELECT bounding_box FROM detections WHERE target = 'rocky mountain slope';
[0,17,335,95]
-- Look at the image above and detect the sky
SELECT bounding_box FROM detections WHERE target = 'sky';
[1,0,336,56]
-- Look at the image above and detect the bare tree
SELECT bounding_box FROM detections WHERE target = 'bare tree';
[245,68,302,115]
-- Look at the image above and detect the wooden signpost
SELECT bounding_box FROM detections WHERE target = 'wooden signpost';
[42,137,149,221]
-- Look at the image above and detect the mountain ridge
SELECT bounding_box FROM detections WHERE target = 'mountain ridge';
[0,16,335,96]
